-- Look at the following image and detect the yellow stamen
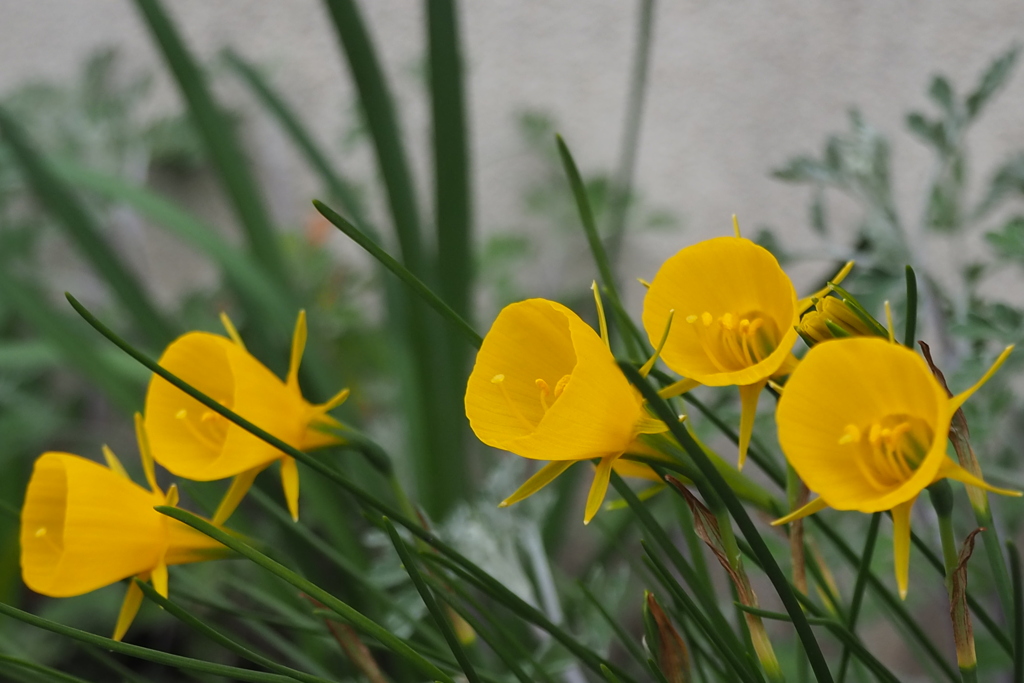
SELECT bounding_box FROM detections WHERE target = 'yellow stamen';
[492,375,535,430]
[536,379,551,412]
[175,409,228,452]
[554,374,571,399]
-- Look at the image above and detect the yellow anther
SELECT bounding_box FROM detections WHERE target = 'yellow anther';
[701,312,713,326]
[492,374,505,384]
[35,527,46,538]
[175,409,188,420]
[868,423,882,445]
[536,378,551,412]
[838,424,861,445]
[720,313,736,330]
[554,374,571,398]
[686,315,698,324]
[201,411,219,422]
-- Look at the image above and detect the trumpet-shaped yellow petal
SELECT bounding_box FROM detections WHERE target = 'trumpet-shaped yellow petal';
[776,337,1017,598]
[642,237,798,388]
[777,338,952,512]
[144,313,348,519]
[20,453,224,598]
[466,299,651,461]
[467,298,666,523]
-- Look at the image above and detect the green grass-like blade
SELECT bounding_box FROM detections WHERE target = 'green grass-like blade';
[556,135,638,357]
[51,158,292,328]
[383,518,482,683]
[836,512,882,683]
[0,601,297,682]
[0,654,95,683]
[904,265,918,347]
[222,49,370,229]
[322,0,425,274]
[133,0,288,286]
[315,199,482,347]
[66,294,624,680]
[0,274,137,412]
[156,506,454,683]
[618,362,834,683]
[0,109,175,346]
[1010,541,1023,683]
[135,580,339,683]
[577,580,649,671]
[429,0,472,323]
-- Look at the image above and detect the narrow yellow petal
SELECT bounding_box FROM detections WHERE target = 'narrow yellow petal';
[732,214,742,238]
[891,497,915,600]
[164,484,179,507]
[112,579,144,642]
[134,413,160,494]
[640,310,675,378]
[936,459,1022,497]
[499,461,575,508]
[219,311,246,350]
[316,387,351,414]
[151,561,168,599]
[949,345,1014,415]
[591,281,610,350]
[771,497,828,526]
[796,260,855,312]
[657,377,700,399]
[281,457,300,522]
[101,446,129,480]
[884,301,895,344]
[584,456,617,525]
[634,413,669,435]
[287,310,308,391]
[212,465,265,525]
[737,380,767,470]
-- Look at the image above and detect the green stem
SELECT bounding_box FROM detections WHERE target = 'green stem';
[837,513,882,683]
[929,481,977,682]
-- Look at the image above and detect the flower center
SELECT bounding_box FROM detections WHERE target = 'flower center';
[491,373,572,431]
[175,406,230,452]
[685,310,781,372]
[838,414,933,490]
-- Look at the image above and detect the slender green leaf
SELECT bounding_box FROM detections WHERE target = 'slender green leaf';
[322,0,425,273]
[384,518,481,683]
[0,108,174,345]
[50,157,292,328]
[0,602,297,682]
[1009,541,1023,683]
[136,581,338,683]
[133,0,288,285]
[837,512,881,683]
[0,654,96,683]
[315,199,482,347]
[157,506,454,683]
[618,362,834,683]
[904,265,918,347]
[221,49,370,229]
[0,273,137,411]
[577,580,648,671]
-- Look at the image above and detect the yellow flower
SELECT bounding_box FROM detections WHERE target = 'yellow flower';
[798,296,882,344]
[643,233,849,468]
[773,337,1019,598]
[20,415,226,641]
[144,311,349,523]
[465,296,666,524]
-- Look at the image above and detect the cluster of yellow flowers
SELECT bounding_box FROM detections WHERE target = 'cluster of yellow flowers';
[464,231,1018,599]
[18,227,1018,643]
[19,312,349,640]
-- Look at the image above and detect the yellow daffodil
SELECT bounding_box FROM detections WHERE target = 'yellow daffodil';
[144,311,349,523]
[465,295,667,524]
[642,228,852,468]
[797,295,883,344]
[20,415,226,641]
[773,337,1019,598]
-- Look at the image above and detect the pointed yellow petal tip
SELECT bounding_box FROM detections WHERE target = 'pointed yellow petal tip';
[732,213,741,238]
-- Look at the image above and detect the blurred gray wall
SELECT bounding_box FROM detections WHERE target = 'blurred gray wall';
[3,1,1024,311]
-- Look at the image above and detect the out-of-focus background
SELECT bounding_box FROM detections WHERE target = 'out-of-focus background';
[6,2,1024,303]
[5,2,1024,679]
